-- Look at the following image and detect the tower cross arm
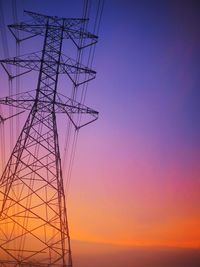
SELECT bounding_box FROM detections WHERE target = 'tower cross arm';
[55,101,99,115]
[54,94,99,129]
[0,54,96,75]
[23,10,97,40]
[8,10,98,50]
[24,10,88,23]
[0,91,35,110]
[8,22,98,41]
[63,26,98,40]
[8,23,44,37]
[8,12,97,44]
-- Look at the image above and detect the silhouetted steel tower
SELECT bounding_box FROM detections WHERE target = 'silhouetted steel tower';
[0,11,98,266]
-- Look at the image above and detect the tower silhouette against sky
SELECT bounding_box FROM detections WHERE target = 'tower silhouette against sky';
[0,10,98,266]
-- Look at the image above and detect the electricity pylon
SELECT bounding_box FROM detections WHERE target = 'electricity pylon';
[0,11,98,266]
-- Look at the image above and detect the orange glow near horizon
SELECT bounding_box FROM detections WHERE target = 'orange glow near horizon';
[67,135,200,250]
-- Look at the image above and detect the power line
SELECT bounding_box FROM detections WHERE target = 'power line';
[12,0,21,138]
[63,1,104,197]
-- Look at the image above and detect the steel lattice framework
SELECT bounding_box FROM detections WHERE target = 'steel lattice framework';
[0,11,98,266]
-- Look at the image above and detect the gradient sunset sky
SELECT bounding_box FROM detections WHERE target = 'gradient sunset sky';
[0,0,200,266]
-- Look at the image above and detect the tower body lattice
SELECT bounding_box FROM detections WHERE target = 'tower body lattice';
[0,11,98,266]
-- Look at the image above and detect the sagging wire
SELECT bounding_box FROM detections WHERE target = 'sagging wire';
[0,1,13,171]
[0,106,6,174]
[63,0,104,196]
[63,0,90,195]
[12,0,21,139]
[73,0,104,129]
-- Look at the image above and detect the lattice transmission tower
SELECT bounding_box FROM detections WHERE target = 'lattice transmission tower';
[0,10,98,266]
